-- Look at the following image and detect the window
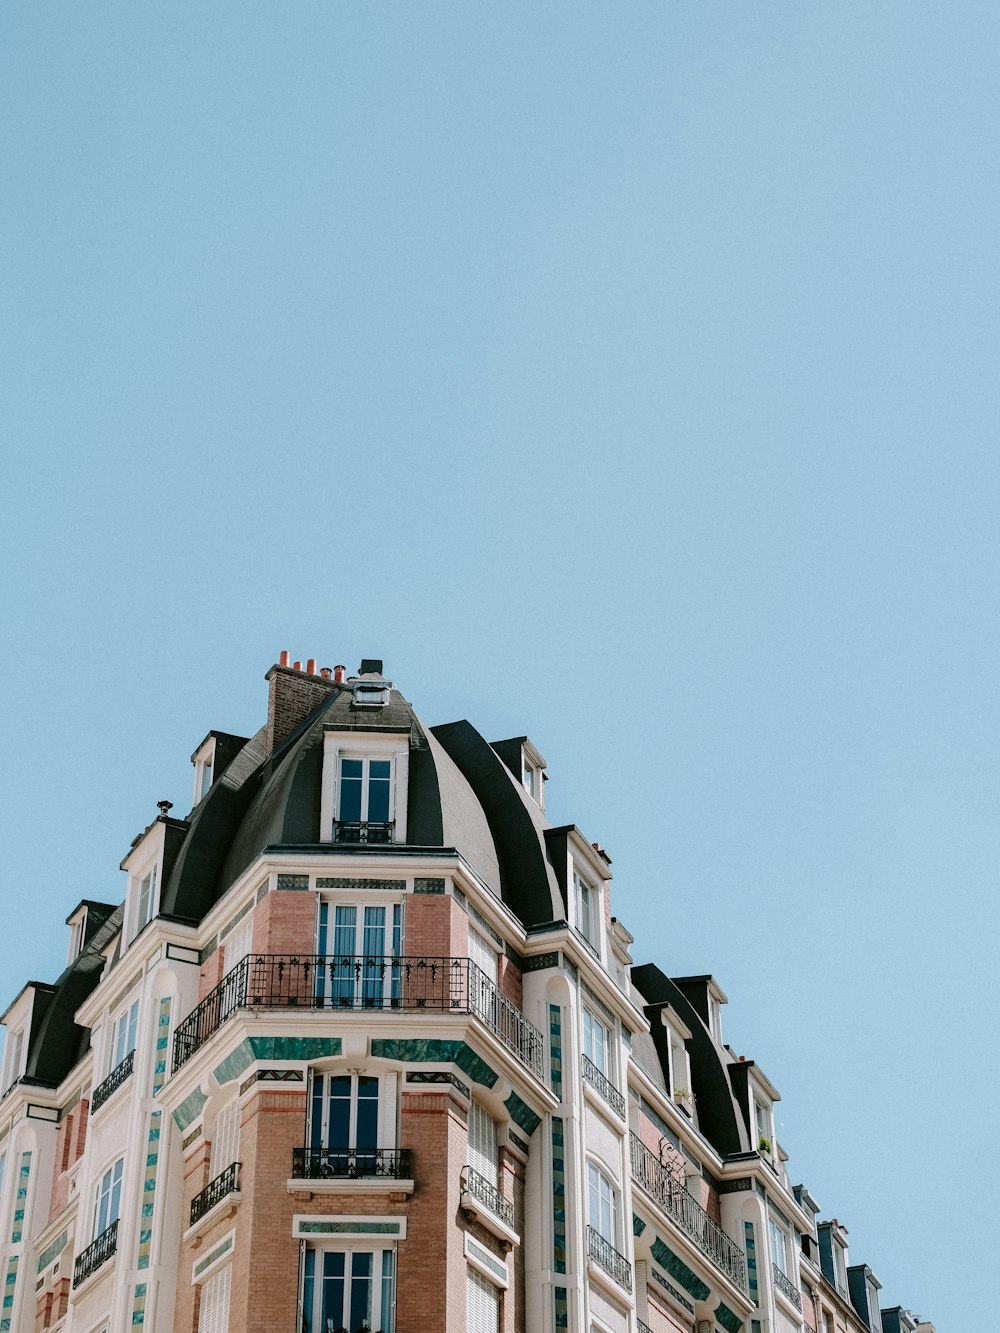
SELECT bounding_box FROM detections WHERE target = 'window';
[467,1267,500,1333]
[93,1158,123,1238]
[587,1163,616,1245]
[337,756,393,836]
[467,1101,498,1186]
[755,1097,773,1151]
[310,1073,380,1168]
[523,761,537,801]
[68,913,87,962]
[210,1099,240,1178]
[316,902,402,1007]
[192,738,217,806]
[3,1027,24,1093]
[582,1008,610,1077]
[468,927,499,986]
[301,1246,395,1333]
[133,865,157,937]
[109,1000,139,1072]
[769,1216,789,1276]
[198,1263,231,1333]
[222,914,253,976]
[574,869,598,950]
[353,684,389,707]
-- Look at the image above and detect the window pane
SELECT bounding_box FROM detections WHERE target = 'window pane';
[320,1252,345,1330]
[349,1252,373,1331]
[356,1077,379,1153]
[367,764,391,823]
[339,759,363,821]
[381,1250,395,1333]
[327,1076,351,1149]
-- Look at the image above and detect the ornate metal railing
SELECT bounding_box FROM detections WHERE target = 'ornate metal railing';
[190,1161,241,1225]
[292,1147,413,1180]
[587,1225,632,1292]
[72,1219,118,1287]
[333,820,394,844]
[91,1050,134,1113]
[773,1263,802,1310]
[630,1133,747,1293]
[172,955,544,1079]
[637,1321,654,1333]
[460,1165,515,1229]
[581,1053,626,1118]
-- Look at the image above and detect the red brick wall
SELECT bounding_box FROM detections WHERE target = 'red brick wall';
[405,894,468,957]
[252,890,315,957]
[48,1096,88,1225]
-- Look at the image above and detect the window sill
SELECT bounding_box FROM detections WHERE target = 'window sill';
[182,1192,241,1243]
[460,1190,520,1249]
[582,1074,626,1126]
[287,1177,414,1197]
[586,1254,632,1302]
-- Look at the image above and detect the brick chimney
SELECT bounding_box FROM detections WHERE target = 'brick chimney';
[265,655,339,753]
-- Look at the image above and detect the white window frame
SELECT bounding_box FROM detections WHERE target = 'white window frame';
[315,897,404,1009]
[582,1007,611,1078]
[768,1214,789,1277]
[754,1096,774,1151]
[93,1156,124,1239]
[131,862,158,940]
[3,1026,25,1093]
[466,1100,499,1186]
[300,1242,396,1333]
[192,738,217,807]
[108,999,139,1074]
[573,868,599,952]
[308,1071,383,1153]
[210,1099,241,1179]
[587,1162,618,1247]
[320,734,409,842]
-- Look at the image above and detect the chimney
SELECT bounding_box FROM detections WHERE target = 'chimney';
[306,658,317,675]
[265,653,340,753]
[333,665,346,684]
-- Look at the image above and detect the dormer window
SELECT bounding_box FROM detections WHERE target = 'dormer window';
[67,907,88,963]
[573,868,599,952]
[523,761,538,801]
[3,1027,24,1093]
[192,737,217,806]
[352,684,388,708]
[131,864,158,940]
[321,733,410,844]
[754,1096,774,1153]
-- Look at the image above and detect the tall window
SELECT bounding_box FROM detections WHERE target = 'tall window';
[316,902,402,1007]
[768,1216,788,1276]
[310,1073,380,1170]
[222,914,253,976]
[582,1008,610,1077]
[134,866,157,937]
[109,1000,139,1072]
[587,1163,616,1245]
[467,1267,500,1333]
[210,1099,240,1179]
[467,1100,499,1186]
[468,927,499,985]
[338,757,392,826]
[755,1098,772,1149]
[197,1264,231,1333]
[93,1158,123,1238]
[301,1247,394,1333]
[574,869,598,949]
[3,1027,24,1093]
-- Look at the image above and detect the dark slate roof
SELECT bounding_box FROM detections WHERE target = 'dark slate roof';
[631,962,751,1158]
[160,684,505,923]
[22,906,125,1091]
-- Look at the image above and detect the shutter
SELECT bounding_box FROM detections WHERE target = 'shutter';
[210,1101,240,1177]
[198,1264,232,1333]
[468,929,499,985]
[224,916,253,975]
[467,1102,498,1184]
[466,1268,499,1333]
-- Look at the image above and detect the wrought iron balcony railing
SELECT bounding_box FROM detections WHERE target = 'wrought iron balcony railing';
[773,1263,802,1310]
[581,1053,626,1118]
[637,1321,654,1333]
[91,1049,134,1113]
[333,819,394,844]
[630,1133,747,1293]
[587,1225,632,1292]
[460,1165,515,1229]
[172,955,544,1080]
[190,1161,241,1225]
[292,1146,413,1180]
[72,1219,118,1288]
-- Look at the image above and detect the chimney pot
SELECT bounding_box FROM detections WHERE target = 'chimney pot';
[333,665,346,684]
[320,667,332,680]
[306,658,317,675]
[279,650,289,667]
[292,660,302,672]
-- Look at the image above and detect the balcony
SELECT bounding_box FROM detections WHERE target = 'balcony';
[581,1053,626,1118]
[460,1165,516,1233]
[587,1225,632,1293]
[72,1219,118,1288]
[630,1133,747,1294]
[333,819,394,844]
[772,1262,802,1311]
[637,1322,654,1333]
[190,1161,241,1226]
[91,1050,134,1113]
[172,955,545,1081]
[292,1146,412,1181]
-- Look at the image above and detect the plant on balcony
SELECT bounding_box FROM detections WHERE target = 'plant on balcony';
[758,1135,772,1153]
[673,1087,692,1102]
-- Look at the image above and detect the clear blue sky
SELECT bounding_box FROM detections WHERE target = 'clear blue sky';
[2,4,995,1324]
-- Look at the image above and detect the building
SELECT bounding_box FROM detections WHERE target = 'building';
[0,654,934,1333]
